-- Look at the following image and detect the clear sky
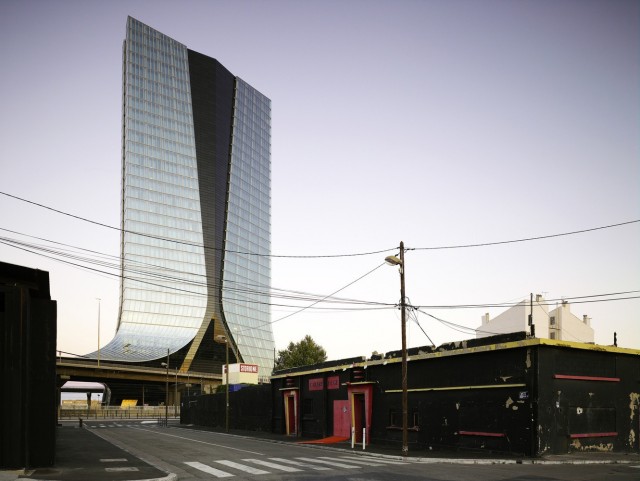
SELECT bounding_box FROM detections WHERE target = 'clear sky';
[1,0,638,362]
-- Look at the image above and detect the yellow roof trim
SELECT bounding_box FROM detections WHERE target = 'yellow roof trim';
[270,338,639,380]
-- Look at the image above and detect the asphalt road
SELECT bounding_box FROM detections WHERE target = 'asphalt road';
[83,421,640,481]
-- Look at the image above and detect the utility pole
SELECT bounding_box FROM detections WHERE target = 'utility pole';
[96,298,101,368]
[399,242,408,457]
[215,335,230,432]
[165,349,169,426]
[225,339,229,433]
[385,242,408,456]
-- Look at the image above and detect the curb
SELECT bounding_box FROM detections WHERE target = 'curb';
[173,425,640,465]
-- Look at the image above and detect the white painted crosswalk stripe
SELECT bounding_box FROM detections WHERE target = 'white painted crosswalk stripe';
[184,461,234,478]
[328,456,394,466]
[243,458,302,472]
[92,423,162,429]
[296,456,361,469]
[268,457,332,471]
[183,455,404,477]
[215,460,269,475]
[338,455,406,465]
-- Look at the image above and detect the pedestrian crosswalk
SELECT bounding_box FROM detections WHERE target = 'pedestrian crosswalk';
[87,421,162,428]
[184,455,406,477]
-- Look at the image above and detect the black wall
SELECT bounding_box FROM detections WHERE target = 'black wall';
[371,347,535,454]
[537,346,639,454]
[271,338,640,456]
[181,384,271,432]
[0,262,57,468]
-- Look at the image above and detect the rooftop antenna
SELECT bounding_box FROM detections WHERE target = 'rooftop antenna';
[528,293,535,337]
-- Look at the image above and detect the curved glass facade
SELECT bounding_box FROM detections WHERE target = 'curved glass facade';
[95,17,274,378]
[224,79,274,374]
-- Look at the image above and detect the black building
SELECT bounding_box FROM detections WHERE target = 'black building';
[0,262,57,468]
[271,332,640,456]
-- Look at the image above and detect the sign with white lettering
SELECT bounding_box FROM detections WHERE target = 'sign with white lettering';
[221,363,259,385]
[240,364,258,373]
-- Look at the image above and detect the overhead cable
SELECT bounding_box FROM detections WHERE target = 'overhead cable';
[1,191,638,258]
[411,220,640,251]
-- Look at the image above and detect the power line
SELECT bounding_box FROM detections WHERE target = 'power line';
[2,191,638,257]
[416,308,503,337]
[411,220,640,251]
[0,232,396,312]
[407,307,435,347]
[0,191,396,259]
[236,262,389,334]
[409,291,640,310]
[3,229,638,316]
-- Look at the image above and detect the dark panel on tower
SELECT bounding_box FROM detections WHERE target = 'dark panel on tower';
[187,50,235,372]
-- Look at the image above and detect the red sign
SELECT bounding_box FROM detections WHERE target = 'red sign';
[309,378,324,391]
[240,364,258,373]
[327,376,340,390]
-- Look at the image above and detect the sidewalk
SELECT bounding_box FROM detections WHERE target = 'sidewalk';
[1,426,173,481]
[2,423,638,481]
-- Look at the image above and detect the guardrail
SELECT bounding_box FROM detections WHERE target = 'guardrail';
[58,406,180,419]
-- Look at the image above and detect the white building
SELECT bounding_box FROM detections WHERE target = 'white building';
[476,294,594,343]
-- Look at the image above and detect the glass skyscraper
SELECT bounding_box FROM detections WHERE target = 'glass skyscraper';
[96,17,274,380]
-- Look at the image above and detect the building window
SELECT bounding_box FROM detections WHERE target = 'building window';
[389,410,420,428]
[550,316,556,326]
[550,332,556,340]
[389,410,400,427]
[303,399,314,417]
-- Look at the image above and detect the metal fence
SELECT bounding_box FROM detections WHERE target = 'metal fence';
[58,406,180,419]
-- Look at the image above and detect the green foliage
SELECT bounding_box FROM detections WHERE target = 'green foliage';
[274,335,327,371]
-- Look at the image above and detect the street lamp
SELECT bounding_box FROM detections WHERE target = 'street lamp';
[96,298,101,368]
[385,241,408,456]
[215,334,230,433]
[161,348,169,427]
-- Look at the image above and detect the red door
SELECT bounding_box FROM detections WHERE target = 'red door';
[284,392,297,435]
[333,400,350,437]
[352,393,365,442]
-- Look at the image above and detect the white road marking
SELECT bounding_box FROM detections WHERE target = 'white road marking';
[130,427,265,455]
[296,457,361,469]
[339,455,406,465]
[268,457,332,471]
[100,458,128,462]
[243,458,302,472]
[184,461,234,478]
[329,456,394,466]
[215,460,269,475]
[105,467,139,472]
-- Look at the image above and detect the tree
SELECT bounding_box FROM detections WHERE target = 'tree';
[274,335,327,370]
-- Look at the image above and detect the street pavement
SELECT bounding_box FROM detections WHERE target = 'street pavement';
[1,420,638,481]
[1,422,173,481]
